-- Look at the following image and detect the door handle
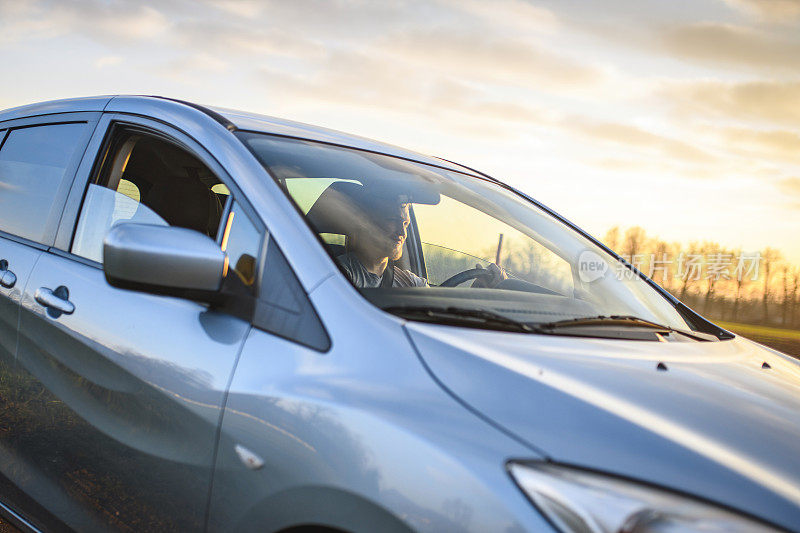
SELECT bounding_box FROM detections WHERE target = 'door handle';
[0,270,15,289]
[34,286,75,316]
[0,259,15,289]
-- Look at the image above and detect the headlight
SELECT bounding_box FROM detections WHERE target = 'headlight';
[509,462,779,533]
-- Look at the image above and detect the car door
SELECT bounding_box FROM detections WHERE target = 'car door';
[0,116,99,530]
[15,114,264,531]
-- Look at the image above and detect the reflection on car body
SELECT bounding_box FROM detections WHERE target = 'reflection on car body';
[0,96,797,533]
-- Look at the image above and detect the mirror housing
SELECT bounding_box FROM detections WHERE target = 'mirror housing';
[103,224,226,300]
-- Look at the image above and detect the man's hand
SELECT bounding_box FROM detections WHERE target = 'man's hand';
[470,263,508,288]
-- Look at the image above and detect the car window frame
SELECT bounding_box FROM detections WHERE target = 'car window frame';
[55,113,267,279]
[0,112,101,249]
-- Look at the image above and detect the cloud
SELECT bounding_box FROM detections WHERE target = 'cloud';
[380,29,603,89]
[438,0,558,33]
[568,120,716,165]
[156,53,229,80]
[722,0,800,21]
[779,177,800,195]
[662,22,800,71]
[174,20,324,59]
[715,127,800,163]
[259,56,544,120]
[53,2,169,45]
[664,80,800,128]
[0,1,63,44]
[201,0,264,18]
[94,56,123,69]
[0,0,169,46]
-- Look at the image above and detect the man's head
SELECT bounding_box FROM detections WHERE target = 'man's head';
[351,195,411,262]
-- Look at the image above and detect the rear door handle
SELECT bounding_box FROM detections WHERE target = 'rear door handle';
[0,270,15,289]
[0,259,15,289]
[34,286,75,315]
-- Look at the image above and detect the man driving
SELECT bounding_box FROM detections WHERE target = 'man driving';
[334,190,506,289]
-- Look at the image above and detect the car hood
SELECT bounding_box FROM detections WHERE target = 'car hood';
[405,323,800,531]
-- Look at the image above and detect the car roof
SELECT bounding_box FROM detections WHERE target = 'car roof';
[0,95,476,175]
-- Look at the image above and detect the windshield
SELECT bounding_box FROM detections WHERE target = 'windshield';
[238,132,696,333]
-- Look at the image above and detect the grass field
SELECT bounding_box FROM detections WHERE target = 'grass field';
[716,321,800,357]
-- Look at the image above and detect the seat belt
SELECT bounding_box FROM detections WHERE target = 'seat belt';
[380,260,395,288]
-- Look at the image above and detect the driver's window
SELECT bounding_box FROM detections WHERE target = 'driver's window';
[414,196,574,293]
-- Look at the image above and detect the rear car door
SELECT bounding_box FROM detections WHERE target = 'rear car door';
[15,114,264,531]
[0,115,98,529]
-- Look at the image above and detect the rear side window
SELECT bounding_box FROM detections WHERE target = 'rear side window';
[0,123,88,243]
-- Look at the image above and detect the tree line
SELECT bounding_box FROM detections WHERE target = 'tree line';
[603,226,800,330]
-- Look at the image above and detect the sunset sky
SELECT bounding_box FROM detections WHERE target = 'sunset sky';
[2,0,799,262]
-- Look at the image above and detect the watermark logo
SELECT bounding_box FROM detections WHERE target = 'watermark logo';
[578,250,608,283]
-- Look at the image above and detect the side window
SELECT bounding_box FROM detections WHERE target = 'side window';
[72,128,226,262]
[0,123,88,243]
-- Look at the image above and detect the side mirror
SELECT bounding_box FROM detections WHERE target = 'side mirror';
[103,224,226,300]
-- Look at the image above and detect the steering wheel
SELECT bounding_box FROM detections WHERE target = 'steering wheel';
[439,267,494,287]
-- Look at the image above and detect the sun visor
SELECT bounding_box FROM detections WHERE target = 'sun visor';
[307,180,440,234]
[378,179,441,205]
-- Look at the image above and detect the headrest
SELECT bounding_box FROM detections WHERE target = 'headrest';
[306,181,368,235]
[147,177,213,233]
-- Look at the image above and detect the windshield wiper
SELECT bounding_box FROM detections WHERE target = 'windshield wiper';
[535,315,718,341]
[383,305,536,333]
[384,307,717,341]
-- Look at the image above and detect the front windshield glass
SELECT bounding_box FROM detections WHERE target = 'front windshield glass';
[238,132,695,332]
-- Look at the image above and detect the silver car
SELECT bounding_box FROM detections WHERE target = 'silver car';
[0,96,797,532]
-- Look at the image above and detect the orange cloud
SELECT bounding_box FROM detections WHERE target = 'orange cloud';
[722,0,800,21]
[664,80,800,128]
[714,128,800,163]
[662,22,800,71]
[779,177,800,196]
[569,120,716,165]
[380,29,603,89]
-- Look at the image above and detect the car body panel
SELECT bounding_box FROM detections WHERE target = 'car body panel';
[13,250,251,531]
[208,274,549,533]
[0,100,254,530]
[406,322,800,531]
[0,237,46,527]
[0,238,41,365]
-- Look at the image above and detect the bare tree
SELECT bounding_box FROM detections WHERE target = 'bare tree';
[761,248,782,324]
[781,265,800,328]
[731,248,750,322]
[782,265,791,327]
[792,268,800,328]
[622,226,647,258]
[603,226,620,252]
[650,239,674,290]
[701,242,720,314]
[679,241,702,299]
